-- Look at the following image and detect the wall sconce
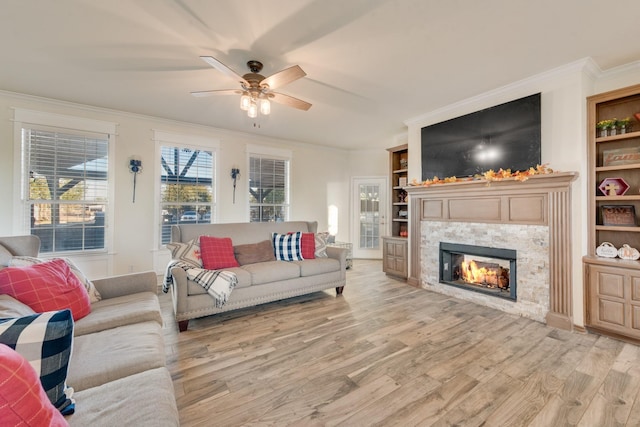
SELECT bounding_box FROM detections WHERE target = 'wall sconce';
[128,158,142,203]
[231,168,240,203]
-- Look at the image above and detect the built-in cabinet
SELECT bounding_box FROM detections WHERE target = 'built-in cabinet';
[584,83,640,340]
[382,144,409,279]
[382,236,408,278]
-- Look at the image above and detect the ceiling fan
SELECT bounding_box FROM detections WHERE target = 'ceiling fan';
[191,56,312,118]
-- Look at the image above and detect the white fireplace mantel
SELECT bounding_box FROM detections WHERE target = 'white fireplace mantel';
[405,172,578,330]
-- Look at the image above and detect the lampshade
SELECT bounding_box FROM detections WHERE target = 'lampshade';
[247,101,258,118]
[260,98,271,115]
[240,92,250,111]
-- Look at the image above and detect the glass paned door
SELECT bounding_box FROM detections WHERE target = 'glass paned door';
[352,177,387,259]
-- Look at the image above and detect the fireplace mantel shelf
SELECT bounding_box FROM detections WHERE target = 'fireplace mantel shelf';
[404,171,578,195]
[406,170,578,331]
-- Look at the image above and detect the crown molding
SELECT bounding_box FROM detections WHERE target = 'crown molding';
[597,59,640,79]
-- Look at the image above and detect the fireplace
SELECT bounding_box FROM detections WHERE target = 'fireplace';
[439,242,517,301]
[406,173,577,328]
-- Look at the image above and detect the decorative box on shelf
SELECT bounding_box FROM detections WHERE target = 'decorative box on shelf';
[603,147,640,167]
[601,205,636,226]
[598,177,629,196]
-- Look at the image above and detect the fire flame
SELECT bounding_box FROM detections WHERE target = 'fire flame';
[461,260,498,285]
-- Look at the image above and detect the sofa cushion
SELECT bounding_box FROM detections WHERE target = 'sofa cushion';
[68,367,179,427]
[166,238,202,268]
[0,310,75,415]
[0,258,91,321]
[233,239,276,265]
[0,344,68,426]
[241,260,301,285]
[73,291,162,336]
[292,258,341,277]
[200,236,239,270]
[68,321,165,391]
[272,232,303,261]
[9,256,102,303]
[0,294,36,318]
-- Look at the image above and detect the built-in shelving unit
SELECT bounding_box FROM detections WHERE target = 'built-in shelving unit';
[388,144,409,238]
[584,83,640,341]
[383,144,409,279]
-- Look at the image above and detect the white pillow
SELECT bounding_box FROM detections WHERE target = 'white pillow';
[166,238,202,268]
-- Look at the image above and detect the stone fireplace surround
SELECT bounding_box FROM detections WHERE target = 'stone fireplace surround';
[405,172,578,330]
[425,221,548,322]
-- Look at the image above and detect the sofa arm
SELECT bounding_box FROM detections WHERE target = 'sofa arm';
[92,271,158,299]
[326,246,348,279]
[169,267,190,315]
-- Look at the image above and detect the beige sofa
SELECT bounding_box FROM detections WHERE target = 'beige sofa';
[168,221,347,331]
[0,235,179,426]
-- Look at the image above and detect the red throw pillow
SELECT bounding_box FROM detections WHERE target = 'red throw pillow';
[0,258,91,321]
[300,233,316,259]
[0,344,69,426]
[199,236,239,270]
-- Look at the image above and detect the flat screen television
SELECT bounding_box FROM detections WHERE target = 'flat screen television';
[421,93,541,180]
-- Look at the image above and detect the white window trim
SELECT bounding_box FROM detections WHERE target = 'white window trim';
[12,108,117,259]
[152,130,219,250]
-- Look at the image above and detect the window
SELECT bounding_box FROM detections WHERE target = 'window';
[22,126,109,253]
[159,145,215,245]
[249,149,290,222]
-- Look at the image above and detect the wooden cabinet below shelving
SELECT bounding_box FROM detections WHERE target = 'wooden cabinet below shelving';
[382,236,408,279]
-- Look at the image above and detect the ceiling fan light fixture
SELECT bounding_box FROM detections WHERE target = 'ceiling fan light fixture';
[240,92,251,111]
[195,56,312,119]
[260,98,271,115]
[247,100,258,118]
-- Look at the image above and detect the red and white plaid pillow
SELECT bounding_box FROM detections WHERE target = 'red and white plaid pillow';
[0,344,68,426]
[0,258,91,321]
[199,236,239,270]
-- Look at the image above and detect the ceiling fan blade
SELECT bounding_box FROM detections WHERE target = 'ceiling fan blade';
[200,56,249,86]
[270,92,312,111]
[191,89,241,97]
[261,65,306,90]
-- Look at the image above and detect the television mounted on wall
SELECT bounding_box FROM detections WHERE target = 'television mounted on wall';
[421,93,541,180]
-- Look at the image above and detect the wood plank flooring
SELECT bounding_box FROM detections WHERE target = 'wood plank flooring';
[160,260,640,426]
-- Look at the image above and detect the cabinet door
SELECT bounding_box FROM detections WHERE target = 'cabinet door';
[382,239,407,277]
[587,265,640,339]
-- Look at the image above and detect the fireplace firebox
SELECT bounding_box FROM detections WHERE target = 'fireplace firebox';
[439,242,517,301]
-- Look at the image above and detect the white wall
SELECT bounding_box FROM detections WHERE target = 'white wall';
[0,91,359,277]
[405,58,640,328]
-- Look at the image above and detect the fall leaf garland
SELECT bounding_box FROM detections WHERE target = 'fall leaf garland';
[409,164,555,187]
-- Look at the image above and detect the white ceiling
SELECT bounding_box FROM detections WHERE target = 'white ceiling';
[2,0,639,150]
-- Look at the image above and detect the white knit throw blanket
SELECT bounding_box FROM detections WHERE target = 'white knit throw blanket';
[163,261,237,308]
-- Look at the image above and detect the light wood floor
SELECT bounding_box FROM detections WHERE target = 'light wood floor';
[160,260,640,426]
